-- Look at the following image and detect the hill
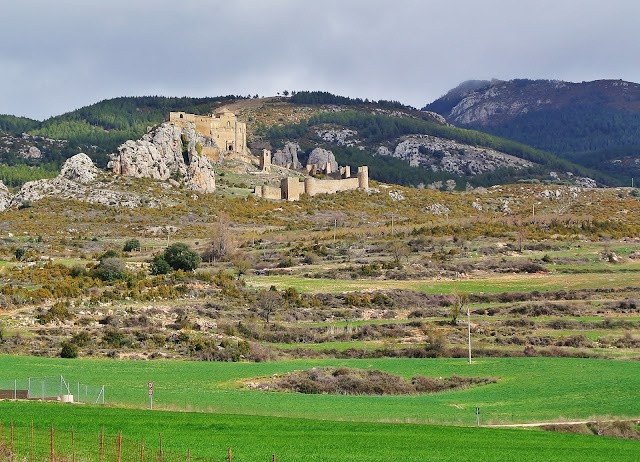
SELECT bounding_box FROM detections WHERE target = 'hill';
[423,79,640,181]
[0,91,610,189]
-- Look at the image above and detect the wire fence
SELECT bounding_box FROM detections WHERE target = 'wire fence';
[0,376,104,405]
[0,420,231,462]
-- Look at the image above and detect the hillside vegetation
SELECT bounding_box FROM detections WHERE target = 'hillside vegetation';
[425,79,640,181]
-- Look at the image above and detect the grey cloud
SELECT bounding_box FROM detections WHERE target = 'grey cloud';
[1,0,639,120]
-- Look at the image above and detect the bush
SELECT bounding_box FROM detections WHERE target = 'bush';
[94,257,127,281]
[60,341,79,358]
[163,243,202,271]
[150,254,171,275]
[123,239,141,252]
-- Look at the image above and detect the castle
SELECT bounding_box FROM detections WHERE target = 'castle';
[167,110,247,160]
[255,149,369,201]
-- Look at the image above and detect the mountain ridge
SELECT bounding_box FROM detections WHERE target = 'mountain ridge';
[0,91,615,190]
[424,78,640,181]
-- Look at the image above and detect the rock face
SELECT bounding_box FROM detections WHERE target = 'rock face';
[108,122,216,193]
[0,181,11,211]
[307,148,338,173]
[379,135,532,175]
[272,142,302,169]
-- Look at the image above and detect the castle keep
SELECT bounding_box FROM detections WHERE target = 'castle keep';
[167,110,247,159]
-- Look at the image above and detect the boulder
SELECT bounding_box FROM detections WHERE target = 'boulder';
[307,148,338,174]
[272,142,302,169]
[60,153,100,183]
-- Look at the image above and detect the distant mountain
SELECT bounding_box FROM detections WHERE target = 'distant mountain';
[423,79,640,181]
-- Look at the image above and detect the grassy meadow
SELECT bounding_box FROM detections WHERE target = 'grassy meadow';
[2,401,640,462]
[0,355,638,425]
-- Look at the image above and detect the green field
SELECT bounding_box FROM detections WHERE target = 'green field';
[246,271,640,294]
[1,355,638,425]
[1,401,639,462]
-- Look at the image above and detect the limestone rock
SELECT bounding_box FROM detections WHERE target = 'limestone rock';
[60,153,100,183]
[307,148,338,174]
[19,146,43,160]
[108,122,215,193]
[272,142,302,169]
[0,181,11,211]
[386,135,532,175]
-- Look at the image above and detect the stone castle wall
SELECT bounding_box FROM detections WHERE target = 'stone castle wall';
[304,177,359,196]
[255,166,368,201]
[167,110,247,158]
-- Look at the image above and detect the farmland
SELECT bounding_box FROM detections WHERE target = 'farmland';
[1,180,640,460]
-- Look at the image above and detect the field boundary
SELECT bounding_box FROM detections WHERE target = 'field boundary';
[0,420,226,462]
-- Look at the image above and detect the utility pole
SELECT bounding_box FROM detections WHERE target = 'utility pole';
[333,219,337,243]
[467,306,472,364]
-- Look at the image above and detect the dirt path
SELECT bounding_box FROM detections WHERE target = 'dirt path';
[485,418,639,428]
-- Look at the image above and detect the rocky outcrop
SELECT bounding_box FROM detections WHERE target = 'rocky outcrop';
[380,135,533,175]
[59,152,99,183]
[272,142,302,169]
[307,148,338,173]
[20,146,43,160]
[10,154,160,208]
[108,122,216,193]
[315,128,361,147]
[0,181,11,211]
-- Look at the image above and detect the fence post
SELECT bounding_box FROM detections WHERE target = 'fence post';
[72,426,76,462]
[117,431,122,462]
[30,421,34,462]
[140,437,145,462]
[99,426,105,462]
[227,447,232,462]
[188,448,191,462]
[50,424,55,462]
[10,420,14,452]
[159,432,163,462]
[272,453,276,462]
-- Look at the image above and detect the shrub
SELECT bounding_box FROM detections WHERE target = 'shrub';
[150,254,171,275]
[60,341,79,358]
[163,243,202,271]
[37,302,74,324]
[94,257,127,282]
[123,239,141,252]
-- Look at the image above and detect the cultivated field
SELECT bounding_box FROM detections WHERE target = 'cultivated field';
[1,182,640,460]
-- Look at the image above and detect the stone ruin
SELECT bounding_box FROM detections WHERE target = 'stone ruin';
[254,151,369,201]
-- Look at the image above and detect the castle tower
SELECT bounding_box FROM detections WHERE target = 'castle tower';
[260,149,272,173]
[281,177,301,201]
[357,166,369,190]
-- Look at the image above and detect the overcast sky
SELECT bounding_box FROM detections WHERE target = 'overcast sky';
[2,0,639,120]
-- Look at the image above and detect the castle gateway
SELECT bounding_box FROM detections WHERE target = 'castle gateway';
[167,110,247,157]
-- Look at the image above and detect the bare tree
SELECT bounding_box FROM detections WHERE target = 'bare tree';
[449,291,468,325]
[389,241,410,264]
[232,253,252,280]
[206,213,234,263]
[257,289,282,324]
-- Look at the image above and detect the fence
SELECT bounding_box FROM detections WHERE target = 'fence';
[0,377,104,405]
[0,421,231,462]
